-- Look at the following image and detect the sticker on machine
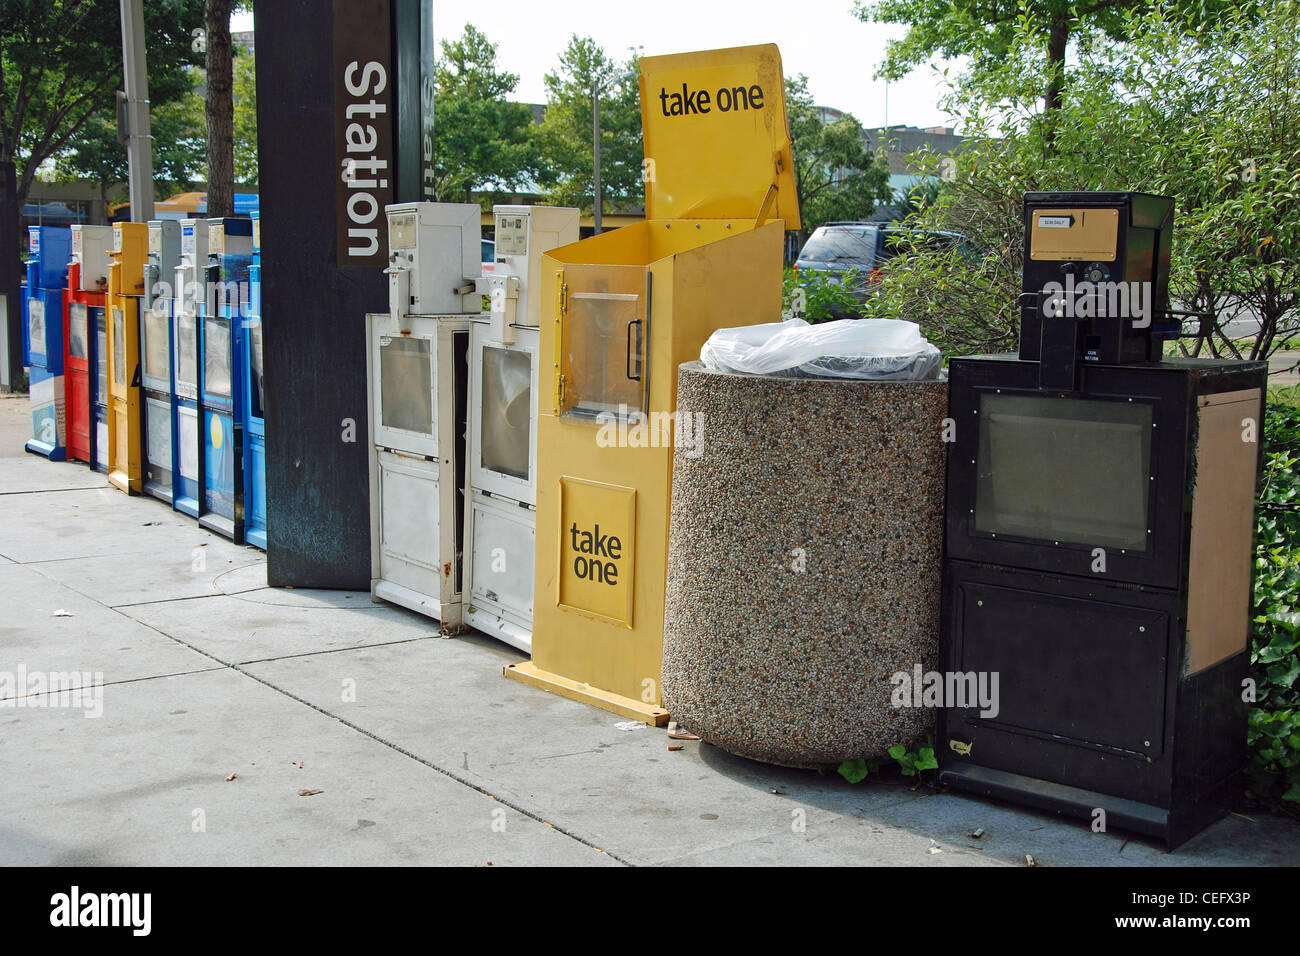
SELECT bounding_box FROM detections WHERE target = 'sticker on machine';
[557,477,636,626]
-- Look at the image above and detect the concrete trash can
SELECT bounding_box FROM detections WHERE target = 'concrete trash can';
[662,361,948,767]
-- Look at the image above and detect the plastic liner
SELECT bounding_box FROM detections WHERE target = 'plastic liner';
[700,317,943,381]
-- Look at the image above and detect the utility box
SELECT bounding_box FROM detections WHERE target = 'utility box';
[71,224,112,294]
[505,44,800,723]
[1018,191,1174,387]
[23,226,71,460]
[106,221,148,493]
[386,202,481,317]
[141,219,181,504]
[463,204,579,651]
[366,202,481,625]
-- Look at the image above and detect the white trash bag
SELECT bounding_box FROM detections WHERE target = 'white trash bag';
[699,317,943,381]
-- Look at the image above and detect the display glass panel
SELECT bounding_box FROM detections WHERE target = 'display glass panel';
[379,335,432,436]
[974,393,1152,551]
[112,308,126,386]
[69,304,89,360]
[95,419,107,468]
[178,406,199,480]
[203,316,232,399]
[561,264,645,421]
[146,397,171,473]
[480,346,531,480]
[95,311,107,397]
[144,307,170,382]
[249,321,265,420]
[27,299,44,354]
[177,313,198,393]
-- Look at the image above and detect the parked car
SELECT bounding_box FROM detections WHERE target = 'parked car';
[481,238,495,274]
[794,222,967,318]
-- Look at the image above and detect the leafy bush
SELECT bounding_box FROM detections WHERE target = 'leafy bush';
[782,266,866,324]
[860,0,1300,363]
[1250,401,1300,806]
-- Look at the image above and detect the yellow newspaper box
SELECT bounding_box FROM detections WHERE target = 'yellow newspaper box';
[106,222,148,494]
[505,44,800,723]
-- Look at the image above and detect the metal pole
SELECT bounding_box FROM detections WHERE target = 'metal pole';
[592,82,602,236]
[0,161,18,390]
[120,0,154,221]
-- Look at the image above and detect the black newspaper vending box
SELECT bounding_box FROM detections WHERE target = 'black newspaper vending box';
[938,192,1267,848]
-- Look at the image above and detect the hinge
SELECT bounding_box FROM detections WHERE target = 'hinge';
[554,270,567,411]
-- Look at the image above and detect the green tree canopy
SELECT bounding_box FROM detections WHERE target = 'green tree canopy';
[786,75,892,234]
[0,0,204,209]
[429,24,536,203]
[853,0,1257,113]
[232,46,256,184]
[532,36,642,214]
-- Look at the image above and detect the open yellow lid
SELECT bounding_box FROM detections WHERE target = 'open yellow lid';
[639,43,800,228]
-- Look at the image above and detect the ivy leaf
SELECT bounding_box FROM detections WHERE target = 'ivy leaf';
[838,758,872,784]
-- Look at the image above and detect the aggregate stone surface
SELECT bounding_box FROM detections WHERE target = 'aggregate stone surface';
[663,362,948,766]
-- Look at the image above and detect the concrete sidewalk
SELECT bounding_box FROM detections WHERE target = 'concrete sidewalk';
[0,393,1297,866]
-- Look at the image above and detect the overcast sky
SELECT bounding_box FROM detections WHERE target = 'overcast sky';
[234,2,962,131]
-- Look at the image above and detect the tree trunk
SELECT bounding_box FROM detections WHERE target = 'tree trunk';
[1043,16,1070,116]
[205,0,235,217]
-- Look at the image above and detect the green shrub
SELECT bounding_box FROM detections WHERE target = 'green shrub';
[782,265,866,324]
[1250,401,1300,806]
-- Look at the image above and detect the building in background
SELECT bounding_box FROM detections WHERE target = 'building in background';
[814,108,964,221]
[866,124,963,219]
